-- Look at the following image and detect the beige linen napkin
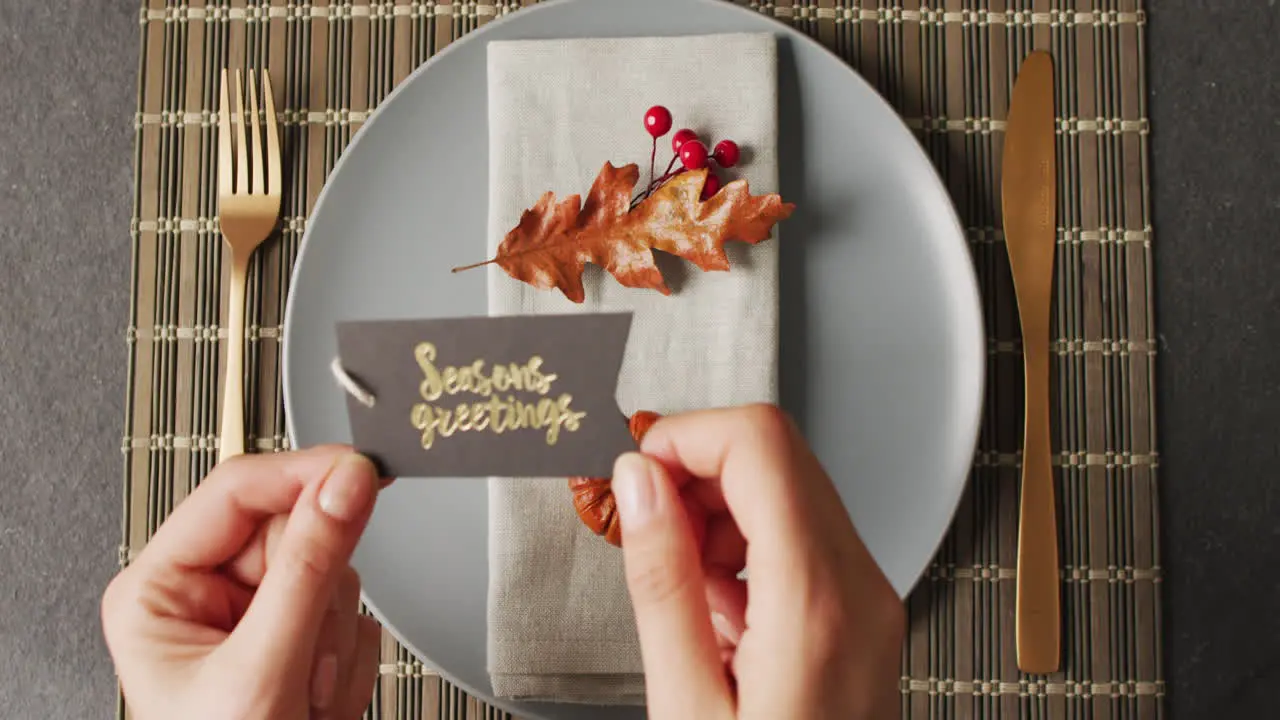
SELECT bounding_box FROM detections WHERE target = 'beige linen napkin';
[486,33,779,704]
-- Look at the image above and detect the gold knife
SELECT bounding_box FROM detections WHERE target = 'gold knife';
[1002,50,1060,675]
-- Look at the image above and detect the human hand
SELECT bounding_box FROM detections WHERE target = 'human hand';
[102,447,386,720]
[612,405,906,720]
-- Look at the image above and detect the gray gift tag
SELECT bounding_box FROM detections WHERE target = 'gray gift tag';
[334,313,635,478]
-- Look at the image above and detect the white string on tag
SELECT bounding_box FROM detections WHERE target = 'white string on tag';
[330,357,377,408]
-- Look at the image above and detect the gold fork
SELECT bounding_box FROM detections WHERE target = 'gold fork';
[217,69,281,462]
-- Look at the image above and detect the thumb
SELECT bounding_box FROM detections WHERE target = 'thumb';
[613,453,731,717]
[228,453,379,675]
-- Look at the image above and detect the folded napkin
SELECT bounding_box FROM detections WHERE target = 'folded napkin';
[486,33,780,704]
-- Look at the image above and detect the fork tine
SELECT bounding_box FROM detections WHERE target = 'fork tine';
[262,71,282,197]
[218,69,233,196]
[234,70,249,196]
[247,71,264,195]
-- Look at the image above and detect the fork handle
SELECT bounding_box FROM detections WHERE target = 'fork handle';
[219,253,250,463]
[1016,330,1060,673]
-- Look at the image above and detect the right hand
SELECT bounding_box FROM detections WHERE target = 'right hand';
[611,405,905,720]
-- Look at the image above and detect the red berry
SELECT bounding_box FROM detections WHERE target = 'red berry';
[679,140,709,170]
[713,139,741,168]
[644,106,672,138]
[671,128,698,153]
[700,171,722,200]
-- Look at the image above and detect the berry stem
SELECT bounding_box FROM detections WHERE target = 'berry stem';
[629,153,695,210]
[630,167,687,210]
[648,171,676,191]
[643,155,681,194]
[659,153,679,183]
[450,258,498,273]
[648,137,657,192]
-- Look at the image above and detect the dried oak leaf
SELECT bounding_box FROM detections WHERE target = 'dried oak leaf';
[568,410,662,547]
[461,163,795,302]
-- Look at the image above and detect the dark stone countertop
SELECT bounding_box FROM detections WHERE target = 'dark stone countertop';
[0,1,1275,718]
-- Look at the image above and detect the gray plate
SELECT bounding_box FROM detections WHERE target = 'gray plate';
[283,0,985,717]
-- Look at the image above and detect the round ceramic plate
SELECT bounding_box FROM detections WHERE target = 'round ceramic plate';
[284,0,984,717]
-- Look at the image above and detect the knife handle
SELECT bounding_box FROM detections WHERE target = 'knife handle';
[1016,333,1060,673]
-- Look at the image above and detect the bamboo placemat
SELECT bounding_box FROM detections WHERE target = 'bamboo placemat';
[121,1,1162,718]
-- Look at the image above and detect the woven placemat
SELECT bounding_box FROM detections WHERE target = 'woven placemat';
[121,1,1162,718]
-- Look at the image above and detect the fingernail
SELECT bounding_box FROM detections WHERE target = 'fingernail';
[711,612,743,645]
[310,652,338,709]
[612,452,658,528]
[318,454,376,522]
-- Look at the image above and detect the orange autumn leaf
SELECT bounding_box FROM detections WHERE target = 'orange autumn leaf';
[456,162,795,303]
[568,410,663,547]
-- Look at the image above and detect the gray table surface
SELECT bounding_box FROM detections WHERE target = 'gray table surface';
[0,1,1275,718]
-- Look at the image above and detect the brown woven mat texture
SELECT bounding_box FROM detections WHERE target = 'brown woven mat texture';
[122,1,1161,718]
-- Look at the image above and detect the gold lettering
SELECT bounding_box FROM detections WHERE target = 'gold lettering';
[443,366,462,395]
[437,408,460,438]
[519,401,539,429]
[469,360,492,397]
[535,398,557,444]
[409,346,589,451]
[411,403,438,450]
[506,364,527,392]
[559,394,585,433]
[455,402,474,432]
[415,343,444,402]
[508,400,525,430]
[492,365,511,392]
[488,395,509,433]
[527,356,557,395]
[471,402,490,432]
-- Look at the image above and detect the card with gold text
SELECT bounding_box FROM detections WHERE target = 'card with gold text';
[334,313,634,478]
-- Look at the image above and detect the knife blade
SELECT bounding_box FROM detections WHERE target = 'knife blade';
[1002,50,1060,675]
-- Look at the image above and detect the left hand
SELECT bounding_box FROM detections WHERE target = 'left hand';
[102,446,387,720]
